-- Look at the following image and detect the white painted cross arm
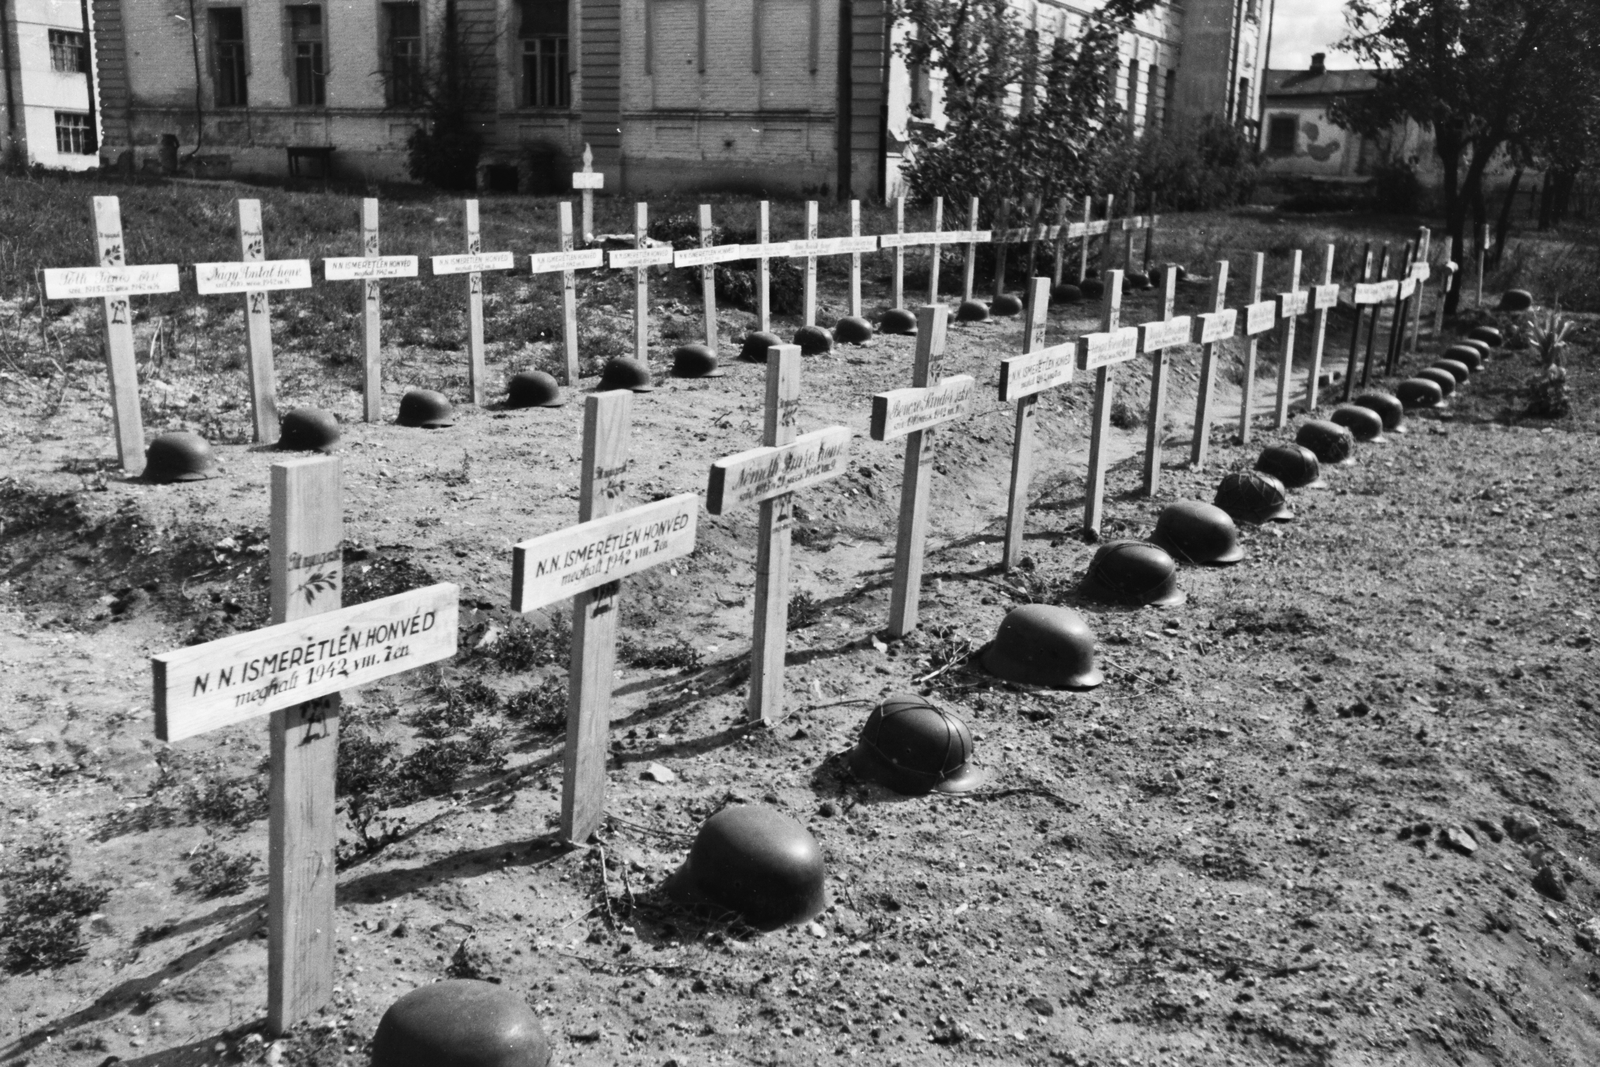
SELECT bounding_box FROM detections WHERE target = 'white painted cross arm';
[998,341,1076,402]
[878,229,991,248]
[870,375,977,439]
[512,494,698,612]
[572,171,605,190]
[43,264,180,299]
[1076,326,1140,371]
[608,246,676,269]
[785,236,881,258]
[1275,290,1310,319]
[432,251,516,275]
[1243,299,1280,337]
[153,583,459,743]
[195,260,314,294]
[1192,308,1238,344]
[529,248,606,274]
[1137,315,1194,354]
[1308,282,1341,311]
[1353,280,1399,305]
[324,256,419,281]
[706,426,853,513]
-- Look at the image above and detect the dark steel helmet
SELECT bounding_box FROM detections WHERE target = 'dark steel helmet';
[793,324,833,356]
[506,370,565,408]
[1329,404,1385,443]
[1353,390,1405,433]
[370,979,553,1067]
[1149,500,1245,566]
[955,299,990,322]
[1396,376,1444,408]
[671,343,725,378]
[1078,540,1186,607]
[1256,443,1326,489]
[1498,288,1533,312]
[1078,278,1105,299]
[1297,418,1356,463]
[878,308,917,335]
[833,315,874,344]
[739,330,782,362]
[664,804,827,931]
[847,694,986,796]
[277,407,341,452]
[990,293,1023,316]
[1215,470,1295,524]
[1467,324,1502,347]
[144,431,217,483]
[1458,337,1491,361]
[398,388,454,428]
[599,356,655,391]
[1124,271,1151,290]
[980,604,1103,689]
[1430,357,1470,384]
[1050,283,1083,304]
[1414,366,1457,397]
[1443,343,1485,371]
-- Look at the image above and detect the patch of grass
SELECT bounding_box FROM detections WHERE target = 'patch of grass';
[618,634,704,672]
[505,676,568,731]
[0,835,111,973]
[177,842,259,899]
[151,749,268,831]
[485,615,571,672]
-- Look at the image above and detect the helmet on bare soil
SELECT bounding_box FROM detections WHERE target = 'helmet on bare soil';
[1078,278,1105,299]
[847,694,986,796]
[1051,284,1083,304]
[980,604,1104,689]
[671,343,725,378]
[1150,500,1245,566]
[878,309,917,335]
[1296,418,1356,464]
[277,407,341,452]
[397,388,454,428]
[599,356,656,391]
[506,370,565,408]
[1430,358,1470,384]
[664,804,827,931]
[370,979,553,1067]
[834,315,875,344]
[1353,390,1405,433]
[793,324,834,355]
[1498,289,1533,312]
[1124,271,1151,290]
[1443,343,1485,372]
[955,299,990,322]
[143,431,217,483]
[1214,470,1295,524]
[990,294,1023,316]
[1328,404,1384,443]
[1077,540,1186,607]
[740,330,782,362]
[1255,443,1326,489]
[1396,377,1444,408]
[1414,366,1457,398]
[1468,324,1502,347]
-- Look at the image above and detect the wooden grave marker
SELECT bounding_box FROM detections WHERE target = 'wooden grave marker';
[758,201,775,332]
[1340,243,1375,402]
[152,456,458,1033]
[1077,196,1093,284]
[1121,194,1141,272]
[1304,243,1338,411]
[1271,249,1306,427]
[849,200,864,318]
[41,196,179,471]
[322,200,420,421]
[1407,226,1430,353]
[430,199,515,405]
[928,196,944,305]
[1385,241,1417,376]
[195,199,314,429]
[1143,207,1160,274]
[1020,197,1044,298]
[1476,223,1488,307]
[990,200,1014,303]
[961,197,982,302]
[609,203,674,362]
[997,278,1069,569]
[1434,238,1457,337]
[1051,196,1071,287]
[1138,265,1190,496]
[1077,271,1140,539]
[1236,252,1274,444]
[699,204,718,348]
[705,346,852,720]
[1359,244,1394,388]
[572,143,604,242]
[528,204,604,384]
[1188,261,1234,469]
[785,205,878,327]
[889,197,906,309]
[1097,194,1116,274]
[871,306,973,637]
[511,392,699,842]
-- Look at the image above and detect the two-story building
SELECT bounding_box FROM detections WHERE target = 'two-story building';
[1,0,100,170]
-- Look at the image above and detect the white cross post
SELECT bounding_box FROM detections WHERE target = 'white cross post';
[1077,196,1093,284]
[1188,261,1234,469]
[511,391,699,843]
[527,204,603,385]
[572,143,604,244]
[1434,239,1457,339]
[878,204,956,312]
[786,216,878,327]
[40,196,179,471]
[989,199,1011,304]
[1236,252,1275,444]
[1120,196,1141,273]
[889,197,906,309]
[801,200,820,326]
[323,200,418,420]
[1359,245,1393,389]
[928,196,944,305]
[1340,244,1376,403]
[706,346,851,721]
[608,204,674,363]
[1050,196,1071,288]
[1137,266,1191,496]
[152,456,458,1033]
[1476,223,1488,307]
[430,199,515,405]
[873,305,976,637]
[1097,193,1116,276]
[998,277,1074,569]
[1272,250,1307,428]
[1304,244,1338,412]
[699,204,718,347]
[1078,271,1140,540]
[1407,226,1430,353]
[673,210,758,349]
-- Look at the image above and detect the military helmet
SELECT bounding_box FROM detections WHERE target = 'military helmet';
[833,315,875,344]
[1078,278,1105,299]
[1430,357,1470,384]
[1255,443,1326,489]
[955,299,990,322]
[671,343,725,378]
[990,293,1023,316]
[1051,283,1083,304]
[277,407,341,452]
[506,370,565,408]
[1328,404,1385,443]
[1458,337,1492,362]
[1214,470,1295,524]
[599,356,655,391]
[1149,500,1245,566]
[398,388,454,428]
[663,804,827,931]
[1353,390,1405,433]
[1498,289,1533,312]
[370,980,553,1067]
[878,308,917,335]
[1443,343,1485,371]
[980,604,1103,689]
[1124,271,1151,290]
[144,431,217,483]
[1297,418,1357,464]
[847,694,986,796]
[1078,540,1186,607]
[1396,377,1444,408]
[793,324,834,356]
[1414,366,1457,398]
[739,330,782,362]
[1467,324,1502,347]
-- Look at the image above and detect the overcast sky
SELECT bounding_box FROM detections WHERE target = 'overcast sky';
[1268,0,1361,71]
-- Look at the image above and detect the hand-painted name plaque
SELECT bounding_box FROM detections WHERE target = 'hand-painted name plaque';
[674,244,751,268]
[1311,283,1341,310]
[870,375,977,439]
[706,425,853,513]
[1137,315,1194,353]
[608,247,676,269]
[529,248,605,274]
[324,256,419,281]
[511,494,698,612]
[1076,326,1141,370]
[432,251,515,275]
[998,342,1076,401]
[1398,276,1418,299]
[43,264,180,299]
[1276,290,1309,317]
[1244,299,1279,336]
[571,172,605,190]
[1193,308,1238,344]
[195,260,314,295]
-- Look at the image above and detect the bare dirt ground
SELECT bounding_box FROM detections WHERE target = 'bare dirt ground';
[2,188,1600,1067]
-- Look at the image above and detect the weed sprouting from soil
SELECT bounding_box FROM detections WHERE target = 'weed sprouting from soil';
[0,835,112,973]
[505,676,568,731]
[343,552,436,606]
[177,842,260,899]
[484,615,571,672]
[154,750,268,831]
[618,634,705,672]
[787,590,825,629]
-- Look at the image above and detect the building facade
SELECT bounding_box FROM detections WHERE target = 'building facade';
[89,0,1269,196]
[1,0,100,170]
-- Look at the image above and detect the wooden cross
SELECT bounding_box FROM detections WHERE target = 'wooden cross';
[511,392,700,843]
[572,143,604,243]
[1050,196,1071,288]
[699,205,718,347]
[607,204,674,362]
[1271,249,1306,428]
[928,196,944,304]
[998,277,1070,569]
[1476,223,1489,306]
[1340,243,1375,402]
[889,197,906,308]
[758,201,775,332]
[962,197,981,302]
[152,456,458,1033]
[1097,193,1116,275]
[323,200,418,420]
[879,201,972,308]
[1235,252,1275,444]
[1077,196,1093,283]
[1078,271,1140,540]
[1143,206,1160,275]
[195,200,313,427]
[1407,226,1430,353]
[1138,265,1190,496]
[1434,239,1457,338]
[1019,197,1043,293]
[1120,194,1141,273]
[1187,261,1233,469]
[1385,242,1417,376]
[1359,245,1394,387]
[989,200,1013,303]
[786,211,878,327]
[430,199,514,405]
[41,196,178,471]
[1303,244,1339,412]
[528,204,604,384]
[871,306,973,637]
[706,346,852,720]
[673,209,764,350]
[801,200,820,326]
[848,200,864,318]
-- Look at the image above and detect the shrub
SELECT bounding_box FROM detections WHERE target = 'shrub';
[1120,119,1261,212]
[618,634,704,671]
[0,835,111,972]
[1371,152,1422,214]
[178,842,259,899]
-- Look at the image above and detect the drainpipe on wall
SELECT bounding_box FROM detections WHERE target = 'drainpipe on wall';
[836,0,852,200]
[79,0,98,154]
[1,0,19,166]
